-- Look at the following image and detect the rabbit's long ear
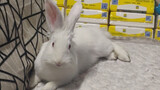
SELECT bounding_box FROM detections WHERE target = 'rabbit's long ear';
[65,1,82,32]
[45,0,64,32]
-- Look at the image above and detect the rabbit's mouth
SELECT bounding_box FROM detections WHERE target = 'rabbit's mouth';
[44,60,68,68]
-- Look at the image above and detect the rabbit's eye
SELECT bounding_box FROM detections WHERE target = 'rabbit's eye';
[52,42,54,47]
[69,44,71,49]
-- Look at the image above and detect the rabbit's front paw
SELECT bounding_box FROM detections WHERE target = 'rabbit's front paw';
[42,82,57,90]
[29,71,40,89]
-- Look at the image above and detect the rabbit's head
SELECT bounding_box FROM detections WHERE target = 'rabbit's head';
[42,0,82,67]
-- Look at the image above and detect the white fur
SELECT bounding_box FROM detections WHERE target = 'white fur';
[30,0,130,90]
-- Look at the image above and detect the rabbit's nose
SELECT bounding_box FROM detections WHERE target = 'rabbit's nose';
[55,62,62,67]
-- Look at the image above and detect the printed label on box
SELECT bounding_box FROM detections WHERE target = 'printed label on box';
[136,6,139,9]
[155,29,160,41]
[158,31,160,37]
[101,3,108,9]
[145,31,151,37]
[112,0,118,5]
[123,29,126,32]
[110,0,155,14]
[57,0,110,11]
[146,16,151,21]
[110,12,154,24]
[108,26,153,38]
[102,12,107,17]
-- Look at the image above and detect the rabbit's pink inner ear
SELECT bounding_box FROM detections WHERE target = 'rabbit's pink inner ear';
[46,1,57,26]
[45,0,64,32]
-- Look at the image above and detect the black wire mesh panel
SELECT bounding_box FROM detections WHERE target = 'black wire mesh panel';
[0,0,48,89]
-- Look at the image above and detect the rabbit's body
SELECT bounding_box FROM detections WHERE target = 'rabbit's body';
[73,27,113,72]
[34,26,113,87]
[30,0,130,90]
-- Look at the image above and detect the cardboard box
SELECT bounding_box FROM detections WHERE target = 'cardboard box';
[75,23,108,30]
[155,29,160,41]
[66,9,108,24]
[58,7,64,15]
[157,15,160,29]
[108,26,153,38]
[56,0,110,11]
[110,0,154,14]
[110,12,155,28]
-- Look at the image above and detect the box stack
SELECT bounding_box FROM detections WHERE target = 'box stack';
[108,0,155,39]
[155,15,160,41]
[55,0,110,30]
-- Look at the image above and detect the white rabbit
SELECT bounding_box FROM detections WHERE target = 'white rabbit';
[29,0,130,90]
